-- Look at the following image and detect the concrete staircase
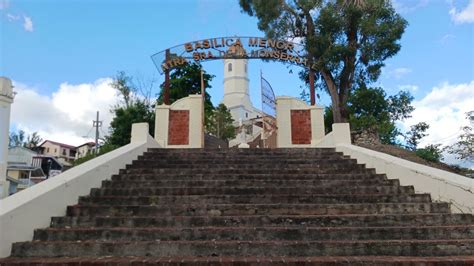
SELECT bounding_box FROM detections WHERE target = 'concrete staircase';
[1,148,473,265]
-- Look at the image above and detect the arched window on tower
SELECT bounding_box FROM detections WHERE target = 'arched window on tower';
[245,63,247,73]
[228,63,232,72]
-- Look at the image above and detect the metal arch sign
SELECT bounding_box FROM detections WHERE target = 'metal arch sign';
[151,36,314,74]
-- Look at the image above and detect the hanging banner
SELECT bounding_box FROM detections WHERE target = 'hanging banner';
[151,36,314,74]
[261,73,277,141]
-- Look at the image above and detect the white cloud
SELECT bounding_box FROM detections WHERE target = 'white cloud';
[387,67,412,79]
[23,15,33,32]
[10,79,120,146]
[7,13,19,21]
[449,0,474,24]
[0,0,9,10]
[392,0,430,14]
[398,84,419,92]
[401,81,474,168]
[440,34,456,45]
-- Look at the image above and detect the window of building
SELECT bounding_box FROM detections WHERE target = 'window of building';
[245,63,247,73]
[47,148,50,153]
[246,112,248,118]
[228,63,232,72]
[62,149,66,156]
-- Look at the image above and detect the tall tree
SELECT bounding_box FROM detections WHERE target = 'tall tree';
[107,72,155,147]
[445,111,474,162]
[240,0,407,123]
[9,130,26,147]
[348,86,413,144]
[158,62,215,127]
[25,132,43,148]
[111,71,135,108]
[405,122,429,151]
[107,101,155,147]
[208,104,236,141]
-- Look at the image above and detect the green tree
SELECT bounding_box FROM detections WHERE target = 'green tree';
[107,72,155,147]
[9,130,26,147]
[348,86,413,144]
[25,132,43,148]
[324,86,414,144]
[207,104,236,141]
[111,71,134,108]
[405,122,429,151]
[416,144,444,163]
[158,62,215,126]
[9,130,43,148]
[240,0,407,123]
[445,111,473,162]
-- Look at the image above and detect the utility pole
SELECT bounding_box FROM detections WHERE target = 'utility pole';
[93,111,102,154]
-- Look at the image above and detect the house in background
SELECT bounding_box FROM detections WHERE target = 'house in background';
[39,140,77,166]
[75,142,96,160]
[6,147,46,194]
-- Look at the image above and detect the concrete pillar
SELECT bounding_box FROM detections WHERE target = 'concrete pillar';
[276,96,325,148]
[154,95,203,148]
[0,77,15,199]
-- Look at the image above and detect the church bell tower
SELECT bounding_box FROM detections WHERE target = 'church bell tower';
[221,44,256,123]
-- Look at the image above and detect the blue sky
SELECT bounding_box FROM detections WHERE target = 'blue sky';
[1,0,473,167]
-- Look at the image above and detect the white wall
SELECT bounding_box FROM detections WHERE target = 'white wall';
[155,95,203,148]
[315,123,474,214]
[336,143,474,214]
[276,96,325,148]
[0,123,160,258]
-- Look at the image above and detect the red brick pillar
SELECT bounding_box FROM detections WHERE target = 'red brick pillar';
[291,110,312,145]
[168,110,190,145]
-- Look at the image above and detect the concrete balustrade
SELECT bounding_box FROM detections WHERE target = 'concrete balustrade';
[155,95,203,148]
[0,123,160,258]
[316,122,474,214]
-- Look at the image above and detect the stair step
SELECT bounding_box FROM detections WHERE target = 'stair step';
[101,178,398,188]
[136,156,350,163]
[11,239,474,257]
[78,194,431,205]
[112,173,382,181]
[89,186,415,197]
[129,158,358,166]
[50,214,473,228]
[67,202,449,217]
[34,225,474,242]
[124,164,368,171]
[2,256,474,265]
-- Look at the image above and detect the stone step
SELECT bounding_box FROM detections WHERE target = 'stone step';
[50,213,472,229]
[124,162,364,170]
[112,172,380,181]
[33,225,474,242]
[88,185,415,197]
[66,202,450,217]
[137,154,349,160]
[78,193,431,205]
[120,167,375,175]
[11,239,474,257]
[145,148,337,154]
[131,158,355,166]
[101,178,399,189]
[2,256,474,265]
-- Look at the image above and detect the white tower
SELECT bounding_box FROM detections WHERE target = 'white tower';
[221,44,258,123]
[0,77,14,198]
